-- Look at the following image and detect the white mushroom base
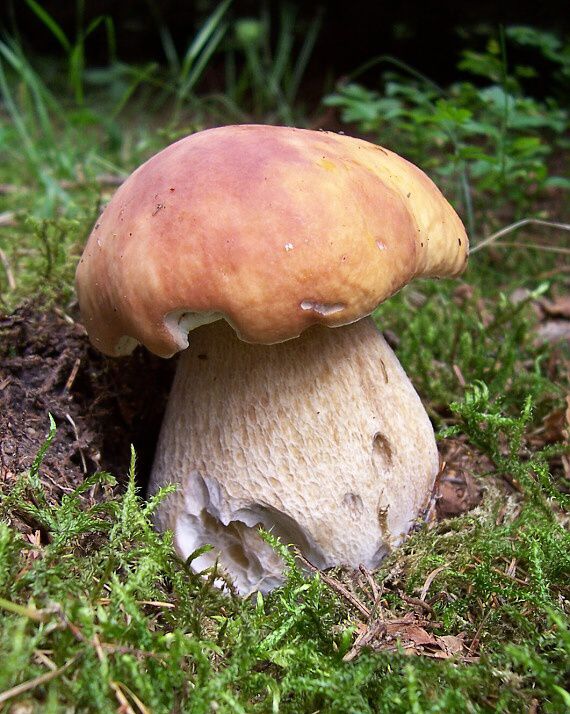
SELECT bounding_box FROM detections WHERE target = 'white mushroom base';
[149,318,439,594]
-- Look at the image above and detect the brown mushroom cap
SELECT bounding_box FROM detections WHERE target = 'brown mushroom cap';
[76,124,468,357]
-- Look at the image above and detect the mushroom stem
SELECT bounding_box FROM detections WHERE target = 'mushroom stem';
[149,317,439,594]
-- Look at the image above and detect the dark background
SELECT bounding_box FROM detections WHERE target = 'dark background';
[3,0,569,89]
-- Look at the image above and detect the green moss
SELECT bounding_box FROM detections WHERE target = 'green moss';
[0,412,568,712]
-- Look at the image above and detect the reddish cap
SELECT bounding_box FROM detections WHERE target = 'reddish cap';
[76,125,468,357]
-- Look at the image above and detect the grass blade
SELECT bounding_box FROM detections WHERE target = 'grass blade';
[287,7,323,105]
[24,0,70,52]
[270,4,296,89]
[179,23,228,99]
[180,0,232,80]
[471,218,570,252]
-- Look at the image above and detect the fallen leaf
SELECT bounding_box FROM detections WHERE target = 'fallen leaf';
[344,613,472,662]
[436,634,465,655]
[536,406,569,445]
[453,283,475,304]
[384,623,436,647]
[435,468,483,519]
[540,296,570,320]
[535,320,570,345]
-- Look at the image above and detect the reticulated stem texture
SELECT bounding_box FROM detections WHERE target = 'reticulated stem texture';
[149,318,439,594]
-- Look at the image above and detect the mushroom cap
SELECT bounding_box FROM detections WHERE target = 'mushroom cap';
[76,124,468,358]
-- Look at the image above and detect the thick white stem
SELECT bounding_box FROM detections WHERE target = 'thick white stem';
[149,318,439,594]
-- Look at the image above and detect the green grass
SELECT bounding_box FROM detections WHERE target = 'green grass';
[1,8,569,712]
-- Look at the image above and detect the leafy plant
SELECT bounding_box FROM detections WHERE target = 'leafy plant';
[324,27,570,230]
[443,381,569,505]
[24,0,116,105]
[225,2,323,123]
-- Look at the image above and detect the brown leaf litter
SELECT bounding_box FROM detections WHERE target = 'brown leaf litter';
[298,554,479,663]
[433,439,486,519]
[509,287,570,346]
[345,615,470,661]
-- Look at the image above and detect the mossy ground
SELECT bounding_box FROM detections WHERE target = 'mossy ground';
[0,12,569,712]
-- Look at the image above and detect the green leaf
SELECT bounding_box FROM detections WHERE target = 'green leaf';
[544,176,570,189]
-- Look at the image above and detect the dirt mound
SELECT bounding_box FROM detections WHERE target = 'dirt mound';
[0,303,174,518]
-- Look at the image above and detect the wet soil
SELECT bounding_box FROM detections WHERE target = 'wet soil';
[0,302,174,522]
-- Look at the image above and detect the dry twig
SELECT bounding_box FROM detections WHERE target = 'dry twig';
[296,553,371,619]
[471,218,570,254]
[0,655,78,705]
[0,247,16,290]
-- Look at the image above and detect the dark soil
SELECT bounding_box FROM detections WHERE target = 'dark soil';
[0,302,174,525]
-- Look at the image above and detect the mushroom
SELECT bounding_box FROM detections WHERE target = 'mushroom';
[76,124,469,594]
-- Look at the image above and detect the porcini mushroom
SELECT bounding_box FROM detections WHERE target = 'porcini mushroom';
[76,125,468,594]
